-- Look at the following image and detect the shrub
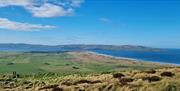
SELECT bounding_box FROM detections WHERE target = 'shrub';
[65,64,70,66]
[73,80,91,85]
[143,69,156,74]
[12,71,20,78]
[90,80,102,84]
[23,81,32,85]
[44,63,50,65]
[52,87,63,91]
[7,63,14,65]
[101,72,111,74]
[142,76,161,82]
[113,73,125,78]
[161,72,175,77]
[164,84,177,91]
[38,84,59,90]
[61,80,73,86]
[16,74,20,78]
[72,66,80,69]
[119,78,134,85]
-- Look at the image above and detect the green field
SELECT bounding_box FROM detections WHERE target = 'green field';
[0,51,167,74]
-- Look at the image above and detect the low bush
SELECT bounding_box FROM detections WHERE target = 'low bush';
[113,73,125,78]
[142,76,161,82]
[161,72,175,77]
[119,78,134,85]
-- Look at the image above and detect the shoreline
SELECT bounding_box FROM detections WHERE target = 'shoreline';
[88,51,180,66]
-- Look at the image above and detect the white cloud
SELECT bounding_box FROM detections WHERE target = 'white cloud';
[0,18,55,31]
[0,0,31,7]
[26,3,74,18]
[0,0,84,18]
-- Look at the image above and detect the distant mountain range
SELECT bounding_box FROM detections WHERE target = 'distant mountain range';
[0,43,163,52]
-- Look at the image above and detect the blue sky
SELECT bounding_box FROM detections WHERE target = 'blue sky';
[0,0,180,48]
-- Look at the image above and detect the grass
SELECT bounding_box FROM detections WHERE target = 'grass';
[0,51,178,91]
[0,51,168,74]
[0,67,179,91]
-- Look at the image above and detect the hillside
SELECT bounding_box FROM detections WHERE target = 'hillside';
[0,43,162,52]
[0,51,178,91]
[0,66,179,91]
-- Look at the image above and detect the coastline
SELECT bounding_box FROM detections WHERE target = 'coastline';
[88,51,180,66]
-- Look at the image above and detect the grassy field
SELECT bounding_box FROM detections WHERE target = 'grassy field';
[0,51,179,91]
[0,51,168,74]
[0,67,179,91]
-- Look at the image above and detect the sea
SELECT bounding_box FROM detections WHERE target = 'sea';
[92,49,180,65]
